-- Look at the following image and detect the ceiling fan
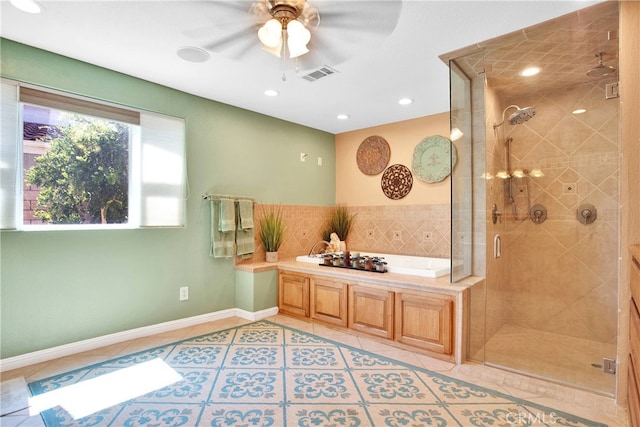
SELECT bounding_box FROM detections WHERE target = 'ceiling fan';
[183,0,403,73]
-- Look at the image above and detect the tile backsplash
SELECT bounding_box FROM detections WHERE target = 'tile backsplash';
[239,203,451,265]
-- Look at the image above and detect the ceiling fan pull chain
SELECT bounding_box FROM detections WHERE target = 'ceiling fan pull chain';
[281,32,288,81]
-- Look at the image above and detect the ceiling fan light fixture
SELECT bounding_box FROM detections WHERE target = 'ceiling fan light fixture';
[286,19,310,58]
[258,18,283,48]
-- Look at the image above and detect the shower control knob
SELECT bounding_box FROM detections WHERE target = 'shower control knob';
[577,203,597,225]
[529,204,547,224]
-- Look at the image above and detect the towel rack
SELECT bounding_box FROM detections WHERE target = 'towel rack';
[203,194,256,203]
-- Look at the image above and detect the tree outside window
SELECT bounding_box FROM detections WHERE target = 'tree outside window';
[24,111,129,225]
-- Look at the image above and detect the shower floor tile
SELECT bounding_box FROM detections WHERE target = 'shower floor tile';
[483,324,616,394]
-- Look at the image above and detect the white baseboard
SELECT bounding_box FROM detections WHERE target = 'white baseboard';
[235,306,279,321]
[0,307,279,373]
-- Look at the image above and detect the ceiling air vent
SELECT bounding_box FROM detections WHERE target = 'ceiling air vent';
[301,65,338,82]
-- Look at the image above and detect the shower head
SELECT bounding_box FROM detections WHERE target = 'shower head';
[493,105,536,129]
[587,52,615,77]
[507,106,536,125]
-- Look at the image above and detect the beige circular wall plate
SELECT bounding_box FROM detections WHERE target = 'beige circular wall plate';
[356,135,391,175]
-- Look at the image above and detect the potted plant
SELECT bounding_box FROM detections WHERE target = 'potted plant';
[259,205,285,262]
[322,204,356,251]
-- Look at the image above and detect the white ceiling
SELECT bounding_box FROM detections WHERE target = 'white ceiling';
[0,0,604,134]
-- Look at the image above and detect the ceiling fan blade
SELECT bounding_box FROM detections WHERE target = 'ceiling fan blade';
[283,0,402,70]
[182,1,268,40]
[201,0,256,13]
[298,32,350,68]
[202,25,257,53]
[317,0,402,36]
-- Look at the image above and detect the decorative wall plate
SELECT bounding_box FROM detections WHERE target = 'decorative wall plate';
[381,164,413,200]
[356,135,391,175]
[412,135,457,183]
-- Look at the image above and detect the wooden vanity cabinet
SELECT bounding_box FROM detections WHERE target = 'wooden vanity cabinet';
[395,290,453,355]
[310,276,348,326]
[277,269,457,360]
[348,284,394,339]
[278,272,310,317]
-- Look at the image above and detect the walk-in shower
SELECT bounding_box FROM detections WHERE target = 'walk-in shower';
[447,1,620,396]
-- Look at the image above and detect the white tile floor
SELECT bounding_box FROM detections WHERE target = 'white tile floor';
[0,315,630,427]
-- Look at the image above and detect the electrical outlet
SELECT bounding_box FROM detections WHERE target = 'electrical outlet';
[299,152,308,162]
[179,286,189,301]
[317,157,322,166]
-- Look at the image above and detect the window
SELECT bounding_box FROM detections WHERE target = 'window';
[0,80,186,230]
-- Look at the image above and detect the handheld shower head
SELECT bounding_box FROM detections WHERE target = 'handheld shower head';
[493,104,536,129]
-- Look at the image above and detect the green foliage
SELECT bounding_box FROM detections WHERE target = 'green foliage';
[26,115,129,224]
[322,204,356,241]
[259,205,285,252]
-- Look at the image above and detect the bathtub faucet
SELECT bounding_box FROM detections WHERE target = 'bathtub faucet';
[308,240,330,257]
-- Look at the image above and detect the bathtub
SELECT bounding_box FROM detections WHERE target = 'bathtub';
[295,252,450,278]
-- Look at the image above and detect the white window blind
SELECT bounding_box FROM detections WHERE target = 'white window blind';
[19,87,140,125]
[139,112,186,227]
[0,80,19,230]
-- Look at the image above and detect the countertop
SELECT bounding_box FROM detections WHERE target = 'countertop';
[238,258,481,296]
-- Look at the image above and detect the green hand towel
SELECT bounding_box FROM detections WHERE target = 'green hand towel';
[218,198,235,232]
[238,199,254,229]
[211,200,235,258]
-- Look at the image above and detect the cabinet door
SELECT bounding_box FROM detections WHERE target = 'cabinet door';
[310,277,348,327]
[395,291,453,355]
[278,272,310,317]
[349,284,394,339]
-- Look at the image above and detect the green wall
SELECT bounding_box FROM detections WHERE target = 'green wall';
[0,39,336,359]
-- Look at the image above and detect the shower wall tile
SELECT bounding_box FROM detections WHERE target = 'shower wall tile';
[486,79,619,347]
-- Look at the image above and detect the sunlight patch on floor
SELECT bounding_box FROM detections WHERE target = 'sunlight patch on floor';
[28,358,182,419]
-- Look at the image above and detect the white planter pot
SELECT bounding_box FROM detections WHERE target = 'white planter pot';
[266,251,279,263]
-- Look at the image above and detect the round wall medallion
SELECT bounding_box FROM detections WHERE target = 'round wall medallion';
[381,164,413,200]
[356,135,391,175]
[412,135,457,183]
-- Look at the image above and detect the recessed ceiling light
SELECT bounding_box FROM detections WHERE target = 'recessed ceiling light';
[264,89,279,97]
[398,97,413,105]
[572,108,587,114]
[11,0,43,13]
[337,114,349,120]
[176,46,210,63]
[520,66,541,77]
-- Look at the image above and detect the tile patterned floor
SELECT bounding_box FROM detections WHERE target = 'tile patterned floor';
[0,315,630,426]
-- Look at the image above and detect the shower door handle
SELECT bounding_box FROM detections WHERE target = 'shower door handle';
[493,234,501,259]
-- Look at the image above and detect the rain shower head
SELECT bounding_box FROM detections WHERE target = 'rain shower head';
[508,106,536,125]
[587,52,616,77]
[493,105,536,129]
